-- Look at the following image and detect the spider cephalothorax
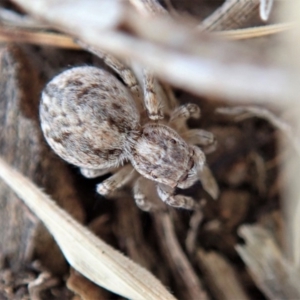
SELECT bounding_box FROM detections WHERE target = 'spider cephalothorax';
[131,123,205,188]
[40,65,218,210]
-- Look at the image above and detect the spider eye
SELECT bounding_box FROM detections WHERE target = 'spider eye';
[170,139,177,144]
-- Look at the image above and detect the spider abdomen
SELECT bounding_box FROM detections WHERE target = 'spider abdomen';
[40,66,140,169]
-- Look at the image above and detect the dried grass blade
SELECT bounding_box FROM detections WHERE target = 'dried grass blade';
[0,22,292,50]
[215,23,294,40]
[0,156,177,300]
[200,0,260,31]
[0,26,80,49]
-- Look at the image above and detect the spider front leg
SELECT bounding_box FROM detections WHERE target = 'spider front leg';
[96,164,137,196]
[143,69,164,120]
[157,184,198,210]
[133,177,156,211]
[169,103,201,131]
[134,178,186,212]
[80,167,116,178]
[181,129,217,153]
[76,40,142,106]
[198,165,219,200]
[78,39,167,120]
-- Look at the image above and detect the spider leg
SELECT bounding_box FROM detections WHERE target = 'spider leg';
[157,184,197,210]
[133,178,170,212]
[133,177,156,211]
[198,165,219,200]
[101,53,142,103]
[142,69,164,120]
[77,39,171,120]
[168,103,200,131]
[160,82,178,113]
[80,167,116,178]
[96,164,137,196]
[181,129,217,153]
[76,40,142,107]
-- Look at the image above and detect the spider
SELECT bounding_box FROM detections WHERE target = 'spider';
[40,48,218,211]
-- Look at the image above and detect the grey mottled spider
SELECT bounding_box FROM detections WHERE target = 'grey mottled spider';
[40,50,218,211]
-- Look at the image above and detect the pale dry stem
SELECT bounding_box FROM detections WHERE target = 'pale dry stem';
[0,26,80,49]
[0,156,176,300]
